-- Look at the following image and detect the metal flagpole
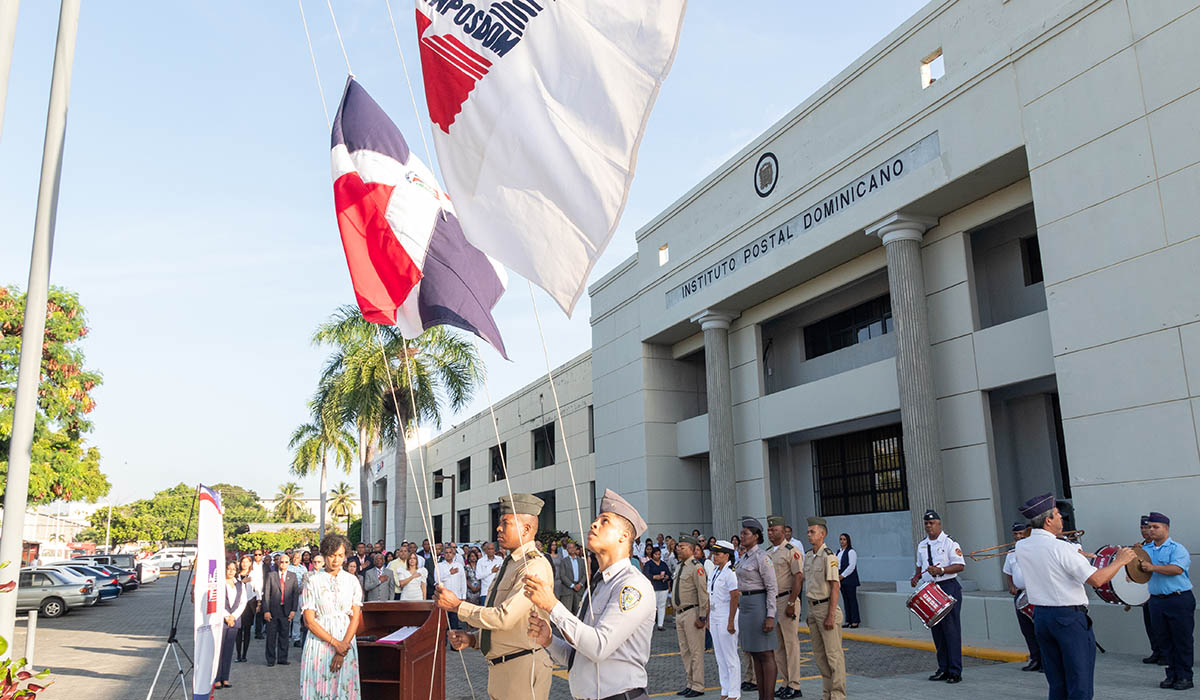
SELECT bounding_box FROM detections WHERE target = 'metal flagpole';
[0,0,19,142]
[0,0,81,658]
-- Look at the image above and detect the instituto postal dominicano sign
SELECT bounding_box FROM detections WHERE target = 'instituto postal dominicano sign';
[666,132,940,308]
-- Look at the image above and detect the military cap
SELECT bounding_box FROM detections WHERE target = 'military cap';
[1148,512,1170,525]
[498,493,544,516]
[741,516,763,530]
[1140,514,1151,526]
[710,539,736,555]
[1011,521,1027,532]
[1019,492,1055,520]
[679,534,701,546]
[599,488,647,538]
[923,509,940,521]
[766,515,786,528]
[807,516,827,528]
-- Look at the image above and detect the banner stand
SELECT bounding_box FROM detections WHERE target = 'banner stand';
[145,486,200,700]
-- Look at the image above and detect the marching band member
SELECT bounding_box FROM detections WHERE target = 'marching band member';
[708,540,742,700]
[525,489,655,700]
[1141,511,1194,691]
[1015,493,1137,699]
[1139,515,1167,666]
[908,509,965,683]
[1002,522,1041,672]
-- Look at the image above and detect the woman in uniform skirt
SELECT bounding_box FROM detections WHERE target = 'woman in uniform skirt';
[736,517,778,700]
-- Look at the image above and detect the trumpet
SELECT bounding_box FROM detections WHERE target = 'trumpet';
[966,529,1086,561]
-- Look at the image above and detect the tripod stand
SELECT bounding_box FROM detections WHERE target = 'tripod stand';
[145,624,192,700]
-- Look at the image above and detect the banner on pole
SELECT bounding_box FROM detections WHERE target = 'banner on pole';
[193,485,225,700]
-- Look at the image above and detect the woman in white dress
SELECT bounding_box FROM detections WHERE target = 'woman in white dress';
[397,553,427,601]
[300,534,362,700]
[708,540,741,700]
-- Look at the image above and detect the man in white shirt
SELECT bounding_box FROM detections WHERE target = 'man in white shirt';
[475,541,503,598]
[436,544,468,629]
[785,525,805,551]
[1001,522,1041,672]
[909,509,966,683]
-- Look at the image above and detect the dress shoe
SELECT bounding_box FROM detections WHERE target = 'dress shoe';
[676,690,689,696]
[683,690,704,698]
[1146,654,1165,664]
[741,681,757,691]
[266,662,275,667]
[945,674,962,684]
[1163,678,1179,689]
[1021,661,1041,672]
[928,671,948,681]
[278,660,290,665]
[1173,679,1194,690]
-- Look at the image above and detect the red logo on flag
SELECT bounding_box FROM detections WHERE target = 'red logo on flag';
[416,10,493,133]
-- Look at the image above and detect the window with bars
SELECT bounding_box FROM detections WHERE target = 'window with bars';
[803,294,893,361]
[813,424,908,516]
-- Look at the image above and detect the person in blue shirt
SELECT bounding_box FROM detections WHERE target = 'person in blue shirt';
[1140,511,1194,691]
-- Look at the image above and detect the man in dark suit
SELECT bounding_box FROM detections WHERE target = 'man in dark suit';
[555,542,586,613]
[252,550,270,639]
[262,553,299,666]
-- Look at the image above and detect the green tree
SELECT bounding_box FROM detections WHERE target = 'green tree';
[327,481,356,533]
[233,528,315,553]
[312,308,483,545]
[288,396,356,538]
[0,285,109,504]
[273,482,305,523]
[77,482,286,545]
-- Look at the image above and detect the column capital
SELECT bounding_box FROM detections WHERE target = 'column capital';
[690,309,739,331]
[866,212,939,245]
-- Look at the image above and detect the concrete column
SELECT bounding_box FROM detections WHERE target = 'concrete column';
[867,213,943,546]
[691,309,739,539]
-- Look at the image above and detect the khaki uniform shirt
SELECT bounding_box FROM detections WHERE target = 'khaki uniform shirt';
[456,540,553,658]
[804,544,840,601]
[737,545,779,617]
[672,556,709,616]
[769,542,804,601]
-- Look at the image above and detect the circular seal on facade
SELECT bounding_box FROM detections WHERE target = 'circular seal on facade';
[754,152,778,198]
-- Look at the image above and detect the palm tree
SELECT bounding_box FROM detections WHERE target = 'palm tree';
[328,481,356,533]
[312,306,483,546]
[288,399,357,538]
[274,482,305,522]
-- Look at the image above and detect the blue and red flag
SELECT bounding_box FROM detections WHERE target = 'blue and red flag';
[331,77,508,358]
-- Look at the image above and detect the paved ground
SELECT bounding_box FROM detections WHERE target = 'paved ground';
[12,573,1177,699]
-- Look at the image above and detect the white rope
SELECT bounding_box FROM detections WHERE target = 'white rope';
[382,0,439,176]
[297,0,331,128]
[325,0,354,75]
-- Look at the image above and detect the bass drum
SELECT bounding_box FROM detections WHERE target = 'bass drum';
[1093,544,1150,605]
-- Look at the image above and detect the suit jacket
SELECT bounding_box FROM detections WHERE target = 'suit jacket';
[555,555,585,595]
[364,566,395,602]
[262,569,300,618]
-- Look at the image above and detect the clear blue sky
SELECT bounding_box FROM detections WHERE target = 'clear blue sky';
[0,1,928,505]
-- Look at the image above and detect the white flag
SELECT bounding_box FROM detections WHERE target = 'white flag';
[193,485,225,700]
[414,0,687,314]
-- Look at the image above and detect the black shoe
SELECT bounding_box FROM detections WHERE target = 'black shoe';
[1146,655,1165,664]
[683,690,704,698]
[278,660,290,665]
[266,662,275,667]
[774,689,787,698]
[1163,679,1179,689]
[676,690,689,696]
[945,674,962,684]
[742,682,757,691]
[1174,679,1194,690]
[929,671,948,681]
[1021,661,1041,672]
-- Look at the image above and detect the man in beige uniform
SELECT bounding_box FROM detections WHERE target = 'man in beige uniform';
[768,515,805,698]
[437,493,553,700]
[673,534,709,697]
[804,516,845,700]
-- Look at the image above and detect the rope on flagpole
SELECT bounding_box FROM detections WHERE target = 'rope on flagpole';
[325,0,354,75]
[297,0,331,128]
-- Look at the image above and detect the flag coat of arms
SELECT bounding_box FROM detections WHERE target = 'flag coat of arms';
[332,77,508,357]
[415,0,687,314]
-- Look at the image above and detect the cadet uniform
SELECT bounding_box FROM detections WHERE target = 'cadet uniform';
[708,540,742,699]
[673,534,709,695]
[455,494,555,700]
[1143,511,1194,690]
[805,516,845,700]
[767,515,805,696]
[546,489,655,700]
[915,509,965,681]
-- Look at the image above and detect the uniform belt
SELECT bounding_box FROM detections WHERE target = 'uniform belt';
[741,589,765,596]
[486,648,535,666]
[597,689,646,700]
[1152,592,1187,598]
[676,604,696,614]
[808,597,829,606]
[776,592,792,599]
[1035,605,1088,613]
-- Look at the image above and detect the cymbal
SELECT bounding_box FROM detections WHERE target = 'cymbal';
[1127,546,1151,584]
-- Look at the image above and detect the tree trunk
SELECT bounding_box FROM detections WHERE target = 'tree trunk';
[394,431,408,548]
[319,454,328,539]
[358,427,373,546]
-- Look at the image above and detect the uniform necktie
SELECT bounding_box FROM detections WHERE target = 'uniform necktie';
[478,554,512,656]
[567,570,605,670]
[927,542,934,578]
[672,562,683,606]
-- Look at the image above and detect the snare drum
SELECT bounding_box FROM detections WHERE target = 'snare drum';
[1014,591,1034,620]
[907,581,956,629]
[1093,544,1150,606]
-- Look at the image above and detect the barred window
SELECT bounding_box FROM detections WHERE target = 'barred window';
[813,424,908,516]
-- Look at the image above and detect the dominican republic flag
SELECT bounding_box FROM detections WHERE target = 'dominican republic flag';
[415,0,687,314]
[331,77,508,357]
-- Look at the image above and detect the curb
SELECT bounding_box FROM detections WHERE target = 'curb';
[798,625,1028,663]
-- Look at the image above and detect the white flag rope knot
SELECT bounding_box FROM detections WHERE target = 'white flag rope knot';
[414,0,688,314]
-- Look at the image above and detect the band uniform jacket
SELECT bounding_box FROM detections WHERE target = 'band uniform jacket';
[673,556,709,615]
[262,569,300,618]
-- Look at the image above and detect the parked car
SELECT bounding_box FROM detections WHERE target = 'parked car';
[17,568,96,617]
[64,562,139,592]
[138,561,160,584]
[80,553,137,570]
[144,551,191,571]
[48,564,121,603]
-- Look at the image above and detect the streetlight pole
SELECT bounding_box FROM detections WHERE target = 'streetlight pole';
[104,502,112,552]
[0,0,81,657]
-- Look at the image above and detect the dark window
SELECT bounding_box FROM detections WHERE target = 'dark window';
[489,443,508,482]
[1021,236,1044,286]
[458,457,471,491]
[535,489,557,533]
[803,294,893,361]
[588,405,595,454]
[532,422,556,469]
[433,469,444,499]
[813,424,908,516]
[490,502,502,538]
[458,509,471,543]
[1050,393,1071,499]
[432,514,443,544]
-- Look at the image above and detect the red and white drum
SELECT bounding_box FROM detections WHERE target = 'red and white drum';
[907,581,956,629]
[1015,591,1034,620]
[1093,544,1150,606]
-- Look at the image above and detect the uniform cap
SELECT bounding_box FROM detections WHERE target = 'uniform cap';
[1019,492,1055,520]
[766,515,786,528]
[679,534,701,546]
[741,516,763,531]
[710,540,736,555]
[1148,512,1170,526]
[498,493,544,516]
[1011,521,1027,532]
[807,516,827,527]
[599,488,647,538]
[1140,515,1151,526]
[923,509,940,521]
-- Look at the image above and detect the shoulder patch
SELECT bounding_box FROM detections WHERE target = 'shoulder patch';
[697,568,705,577]
[955,548,962,556]
[784,543,794,550]
[793,552,801,561]
[619,585,642,612]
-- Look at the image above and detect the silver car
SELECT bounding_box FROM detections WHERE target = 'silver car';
[17,568,97,617]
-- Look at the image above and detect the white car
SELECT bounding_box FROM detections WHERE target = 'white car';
[138,561,160,583]
[145,552,191,571]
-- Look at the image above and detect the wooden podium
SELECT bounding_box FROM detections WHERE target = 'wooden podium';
[356,601,447,700]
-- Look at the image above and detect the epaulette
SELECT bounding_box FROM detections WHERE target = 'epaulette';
[784,543,795,550]
[821,546,833,555]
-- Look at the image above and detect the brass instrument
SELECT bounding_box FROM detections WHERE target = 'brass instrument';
[966,529,1086,561]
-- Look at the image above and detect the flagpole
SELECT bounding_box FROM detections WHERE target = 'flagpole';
[0,0,80,657]
[0,0,19,143]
